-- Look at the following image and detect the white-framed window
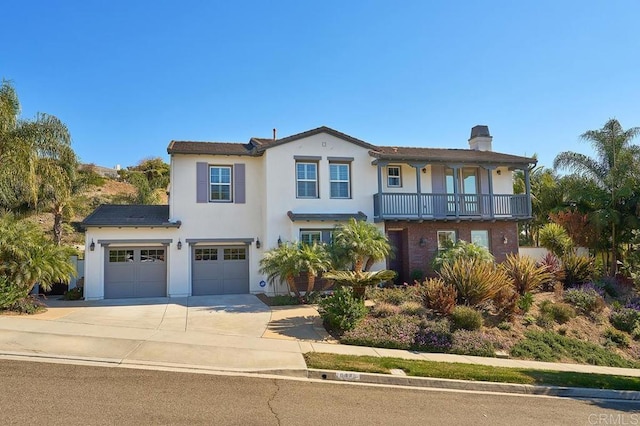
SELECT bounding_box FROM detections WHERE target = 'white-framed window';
[296,162,318,198]
[210,166,232,201]
[300,229,333,245]
[194,248,218,261]
[437,230,456,250]
[224,248,246,260]
[471,230,490,250]
[109,249,134,263]
[387,165,401,187]
[141,249,165,262]
[329,163,350,198]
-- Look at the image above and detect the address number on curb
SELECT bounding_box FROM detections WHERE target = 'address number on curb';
[335,372,360,381]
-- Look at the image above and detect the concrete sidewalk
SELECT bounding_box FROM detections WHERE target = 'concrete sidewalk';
[0,296,639,381]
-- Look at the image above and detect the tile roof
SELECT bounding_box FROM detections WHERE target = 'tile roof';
[165,126,537,166]
[167,141,257,156]
[370,146,535,165]
[82,205,180,228]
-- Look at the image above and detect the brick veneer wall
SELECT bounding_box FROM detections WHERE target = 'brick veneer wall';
[385,221,519,280]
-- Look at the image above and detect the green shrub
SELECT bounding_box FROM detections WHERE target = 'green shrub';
[539,223,573,257]
[450,330,496,357]
[563,286,605,314]
[341,315,420,349]
[609,307,640,333]
[413,319,453,352]
[538,300,576,325]
[517,292,534,313]
[63,286,83,301]
[511,330,638,368]
[399,301,426,317]
[0,277,29,309]
[439,258,511,307]
[418,278,457,316]
[4,295,45,314]
[523,315,536,326]
[563,254,593,287]
[450,306,483,331]
[370,286,420,306]
[370,302,401,318]
[497,321,512,331]
[501,254,552,295]
[431,240,494,272]
[603,328,630,348]
[318,286,367,333]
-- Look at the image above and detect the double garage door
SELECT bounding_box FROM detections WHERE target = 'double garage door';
[191,246,249,295]
[104,247,167,299]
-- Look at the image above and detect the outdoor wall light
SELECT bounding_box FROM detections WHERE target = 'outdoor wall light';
[89,239,95,251]
[419,237,427,247]
[277,236,282,247]
[256,238,261,249]
[502,235,508,245]
[177,239,182,250]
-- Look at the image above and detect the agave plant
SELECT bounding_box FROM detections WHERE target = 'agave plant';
[439,258,512,306]
[501,254,553,295]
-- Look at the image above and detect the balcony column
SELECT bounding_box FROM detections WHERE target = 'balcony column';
[485,166,495,218]
[377,162,383,196]
[410,163,427,219]
[525,166,532,217]
[451,166,459,218]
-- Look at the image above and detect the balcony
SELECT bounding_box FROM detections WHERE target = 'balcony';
[373,193,530,221]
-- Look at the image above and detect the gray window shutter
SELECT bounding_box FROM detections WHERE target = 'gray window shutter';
[196,162,208,203]
[234,163,245,204]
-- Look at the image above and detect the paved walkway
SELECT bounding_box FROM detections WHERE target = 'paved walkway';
[0,295,639,380]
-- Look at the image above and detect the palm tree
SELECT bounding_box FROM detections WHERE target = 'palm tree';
[0,213,75,296]
[331,218,391,272]
[259,242,331,298]
[554,119,640,275]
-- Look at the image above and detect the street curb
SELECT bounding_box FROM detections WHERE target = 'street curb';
[307,369,640,401]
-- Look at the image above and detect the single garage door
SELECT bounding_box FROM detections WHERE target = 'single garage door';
[192,246,249,295]
[104,247,167,298]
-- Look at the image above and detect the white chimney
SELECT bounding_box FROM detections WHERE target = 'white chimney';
[468,125,492,151]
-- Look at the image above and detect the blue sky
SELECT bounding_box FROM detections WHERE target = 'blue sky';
[2,1,639,170]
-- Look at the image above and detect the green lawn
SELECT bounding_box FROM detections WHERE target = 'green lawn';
[304,353,640,391]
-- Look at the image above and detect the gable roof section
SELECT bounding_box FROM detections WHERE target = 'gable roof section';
[370,146,536,166]
[82,205,180,228]
[167,140,258,156]
[252,126,378,152]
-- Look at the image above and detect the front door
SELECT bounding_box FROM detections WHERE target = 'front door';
[387,230,406,285]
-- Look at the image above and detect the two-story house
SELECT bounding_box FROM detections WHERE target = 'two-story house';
[81,126,535,300]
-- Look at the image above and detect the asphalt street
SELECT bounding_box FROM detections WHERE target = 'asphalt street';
[0,359,637,425]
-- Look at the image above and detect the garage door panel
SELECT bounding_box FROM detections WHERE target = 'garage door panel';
[104,247,166,299]
[192,246,248,295]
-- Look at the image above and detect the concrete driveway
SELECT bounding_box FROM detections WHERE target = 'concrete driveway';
[39,295,272,338]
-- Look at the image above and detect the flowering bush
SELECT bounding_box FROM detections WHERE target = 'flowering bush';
[341,315,420,349]
[609,307,640,334]
[413,320,453,352]
[450,330,496,357]
[563,285,605,314]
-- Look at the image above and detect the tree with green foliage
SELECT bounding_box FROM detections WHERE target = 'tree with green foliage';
[330,218,391,272]
[431,239,494,272]
[0,213,75,308]
[554,119,640,275]
[119,157,170,204]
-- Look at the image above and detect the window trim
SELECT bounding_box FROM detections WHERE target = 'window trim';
[437,230,456,250]
[329,162,351,199]
[296,161,319,199]
[300,229,333,245]
[387,165,402,188]
[209,165,233,202]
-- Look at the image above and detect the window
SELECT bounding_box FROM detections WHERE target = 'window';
[387,166,401,187]
[210,166,232,201]
[109,249,134,263]
[300,229,333,245]
[471,230,490,250]
[194,248,218,261]
[300,231,322,245]
[296,162,318,198]
[224,248,246,260]
[437,231,456,250]
[329,163,350,198]
[141,249,165,262]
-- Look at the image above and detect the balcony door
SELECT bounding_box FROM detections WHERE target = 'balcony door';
[445,168,479,215]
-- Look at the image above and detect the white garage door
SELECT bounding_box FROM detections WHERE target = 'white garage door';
[104,247,167,298]
[191,246,249,295]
